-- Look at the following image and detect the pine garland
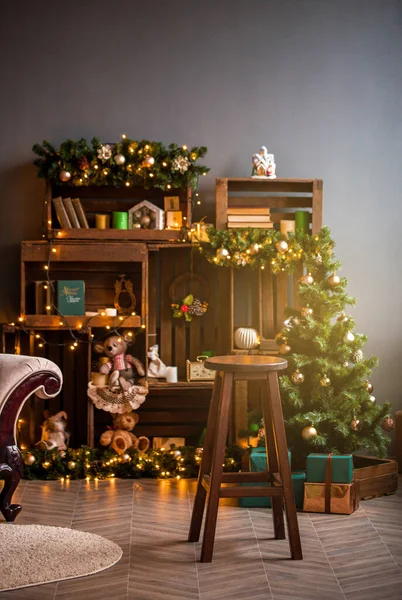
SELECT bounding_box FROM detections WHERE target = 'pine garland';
[32,137,209,190]
[21,445,243,481]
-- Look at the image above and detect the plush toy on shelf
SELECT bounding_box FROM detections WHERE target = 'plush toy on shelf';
[94,334,146,391]
[35,410,70,452]
[100,411,150,455]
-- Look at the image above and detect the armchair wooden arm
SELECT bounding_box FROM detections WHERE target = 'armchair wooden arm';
[0,355,62,521]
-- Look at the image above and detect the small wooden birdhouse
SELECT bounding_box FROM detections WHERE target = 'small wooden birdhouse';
[128,200,164,230]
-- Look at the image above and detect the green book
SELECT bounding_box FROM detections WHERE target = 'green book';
[57,280,85,315]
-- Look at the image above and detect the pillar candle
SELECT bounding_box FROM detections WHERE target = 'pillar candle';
[112,211,128,229]
[166,366,178,383]
[280,220,296,235]
[295,211,310,234]
[105,308,117,317]
[96,214,110,229]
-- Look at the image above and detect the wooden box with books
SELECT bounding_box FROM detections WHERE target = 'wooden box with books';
[45,183,192,241]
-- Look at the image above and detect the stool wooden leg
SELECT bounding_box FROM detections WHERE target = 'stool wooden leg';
[267,372,303,560]
[188,372,223,542]
[260,380,285,540]
[201,371,234,563]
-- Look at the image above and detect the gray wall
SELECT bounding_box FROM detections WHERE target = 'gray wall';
[1,0,401,410]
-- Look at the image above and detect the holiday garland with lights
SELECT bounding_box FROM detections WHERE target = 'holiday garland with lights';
[199,226,393,460]
[21,444,243,481]
[33,136,209,191]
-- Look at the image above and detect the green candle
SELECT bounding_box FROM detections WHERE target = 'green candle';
[112,212,128,229]
[295,211,310,234]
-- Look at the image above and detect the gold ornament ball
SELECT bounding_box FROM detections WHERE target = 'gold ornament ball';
[114,153,126,165]
[301,306,313,317]
[121,453,130,463]
[249,243,260,255]
[276,240,288,253]
[140,214,151,227]
[42,461,51,469]
[366,381,374,394]
[300,273,314,285]
[59,170,71,182]
[381,416,395,432]
[174,450,182,458]
[351,418,360,431]
[278,343,291,355]
[344,331,355,343]
[328,273,341,286]
[320,376,331,387]
[369,395,376,404]
[343,361,350,368]
[67,461,76,470]
[24,453,35,466]
[143,155,155,168]
[216,247,229,260]
[302,425,318,441]
[291,370,304,385]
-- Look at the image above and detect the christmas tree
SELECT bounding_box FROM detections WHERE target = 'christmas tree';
[274,228,393,462]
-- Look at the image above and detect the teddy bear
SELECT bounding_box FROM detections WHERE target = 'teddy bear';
[35,410,70,452]
[100,411,150,455]
[94,334,146,391]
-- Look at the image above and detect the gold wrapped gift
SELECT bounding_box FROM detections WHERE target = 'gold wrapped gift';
[303,482,359,514]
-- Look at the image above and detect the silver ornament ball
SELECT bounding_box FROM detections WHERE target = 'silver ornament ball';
[114,153,126,165]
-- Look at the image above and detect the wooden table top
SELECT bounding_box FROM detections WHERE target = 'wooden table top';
[205,355,288,372]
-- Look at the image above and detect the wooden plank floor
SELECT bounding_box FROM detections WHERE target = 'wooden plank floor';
[1,476,401,600]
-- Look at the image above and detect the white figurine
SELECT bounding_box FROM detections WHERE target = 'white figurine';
[251,146,276,179]
[147,344,168,379]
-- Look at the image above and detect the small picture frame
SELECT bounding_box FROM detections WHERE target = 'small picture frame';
[164,196,180,211]
[165,210,183,229]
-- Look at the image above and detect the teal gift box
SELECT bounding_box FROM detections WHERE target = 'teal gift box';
[306,453,353,484]
[57,280,85,316]
[240,447,305,510]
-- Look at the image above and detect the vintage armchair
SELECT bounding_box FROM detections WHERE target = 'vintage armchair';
[0,354,62,522]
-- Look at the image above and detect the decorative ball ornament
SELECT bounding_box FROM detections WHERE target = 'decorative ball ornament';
[276,240,288,253]
[381,416,395,432]
[300,273,314,285]
[249,243,260,255]
[42,461,51,469]
[328,273,341,286]
[320,376,331,387]
[366,381,374,394]
[140,215,151,228]
[67,461,76,470]
[216,247,229,260]
[351,418,360,431]
[369,395,376,404]
[142,155,155,168]
[352,349,364,363]
[344,331,355,343]
[291,370,305,385]
[59,170,71,182]
[114,153,126,165]
[301,306,313,317]
[343,361,350,368]
[234,327,260,349]
[174,450,182,458]
[121,453,130,463]
[302,426,318,441]
[278,343,291,355]
[24,453,35,466]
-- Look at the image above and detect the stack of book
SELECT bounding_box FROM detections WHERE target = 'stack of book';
[52,197,89,229]
[227,207,273,229]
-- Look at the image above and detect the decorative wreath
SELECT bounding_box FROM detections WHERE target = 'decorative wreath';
[171,294,208,322]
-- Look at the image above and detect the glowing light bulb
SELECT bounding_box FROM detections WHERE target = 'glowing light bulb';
[48,220,52,225]
[182,145,187,150]
[52,248,57,253]
[46,305,51,311]
[122,134,126,139]
[35,334,40,339]
[44,265,49,270]
[167,184,171,189]
[125,182,130,186]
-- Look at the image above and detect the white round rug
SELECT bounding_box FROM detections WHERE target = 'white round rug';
[0,523,123,592]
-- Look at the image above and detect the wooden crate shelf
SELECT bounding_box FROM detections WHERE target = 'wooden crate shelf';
[216,177,323,235]
[23,315,142,329]
[49,228,184,241]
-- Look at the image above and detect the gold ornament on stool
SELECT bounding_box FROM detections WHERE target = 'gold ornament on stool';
[291,370,304,385]
[302,425,317,441]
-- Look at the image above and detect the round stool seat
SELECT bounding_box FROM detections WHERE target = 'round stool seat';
[205,355,288,373]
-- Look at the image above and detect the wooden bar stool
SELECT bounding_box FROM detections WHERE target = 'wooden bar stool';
[188,355,303,563]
